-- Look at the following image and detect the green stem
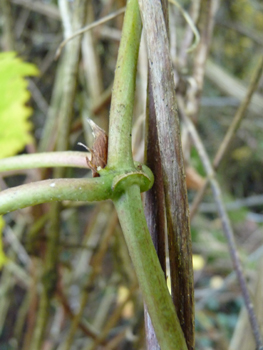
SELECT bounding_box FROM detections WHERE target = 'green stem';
[0,177,113,215]
[106,1,187,348]
[107,0,142,169]
[0,152,89,172]
[114,185,187,350]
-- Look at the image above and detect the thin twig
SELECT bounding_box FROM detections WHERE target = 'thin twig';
[185,0,219,121]
[190,55,263,219]
[178,0,201,65]
[168,0,200,53]
[178,96,263,350]
[55,7,126,59]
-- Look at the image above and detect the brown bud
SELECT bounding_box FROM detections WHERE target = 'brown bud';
[78,119,108,177]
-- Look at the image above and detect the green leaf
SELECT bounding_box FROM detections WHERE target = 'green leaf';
[0,52,39,159]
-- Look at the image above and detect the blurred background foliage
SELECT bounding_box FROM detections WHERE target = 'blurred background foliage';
[0,0,263,349]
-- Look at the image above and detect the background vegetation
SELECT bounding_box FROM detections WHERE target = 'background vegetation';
[0,0,263,349]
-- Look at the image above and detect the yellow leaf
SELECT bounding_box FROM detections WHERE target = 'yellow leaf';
[0,52,39,159]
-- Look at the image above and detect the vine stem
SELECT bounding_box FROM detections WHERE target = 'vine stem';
[0,177,114,215]
[114,185,187,350]
[106,0,187,348]
[0,152,89,172]
[107,0,142,169]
